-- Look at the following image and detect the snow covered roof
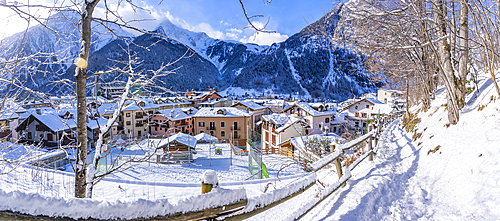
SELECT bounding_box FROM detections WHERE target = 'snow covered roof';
[87,117,109,130]
[158,133,197,148]
[194,132,218,142]
[201,98,227,105]
[366,98,384,105]
[16,112,77,133]
[233,101,267,110]
[156,108,190,121]
[122,100,160,111]
[371,103,394,115]
[193,107,253,118]
[287,103,336,117]
[262,113,310,133]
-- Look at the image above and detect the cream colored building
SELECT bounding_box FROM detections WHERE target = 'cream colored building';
[261,113,309,154]
[193,107,253,147]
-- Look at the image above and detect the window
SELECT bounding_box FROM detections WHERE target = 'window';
[325,118,330,123]
[200,130,204,133]
[155,127,158,131]
[210,131,214,136]
[199,121,205,127]
[333,127,337,133]
[221,121,225,128]
[28,132,32,139]
[355,121,359,128]
[126,121,131,126]
[36,125,43,131]
[47,133,53,141]
[272,135,276,144]
[362,113,367,118]
[126,113,131,117]
[366,105,369,108]
[355,106,358,110]
[221,131,225,137]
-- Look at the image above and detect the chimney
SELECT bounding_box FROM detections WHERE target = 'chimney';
[251,100,254,106]
[36,108,41,115]
[171,110,174,118]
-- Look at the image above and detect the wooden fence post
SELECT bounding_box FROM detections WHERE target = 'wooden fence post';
[368,124,373,161]
[334,157,345,188]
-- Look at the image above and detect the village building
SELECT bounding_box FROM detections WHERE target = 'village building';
[21,100,52,109]
[193,107,253,147]
[14,109,107,148]
[149,107,197,136]
[341,98,392,131]
[185,88,225,108]
[261,113,309,154]
[122,100,160,138]
[377,88,404,106]
[232,100,271,131]
[93,83,126,99]
[153,97,192,110]
[283,103,335,135]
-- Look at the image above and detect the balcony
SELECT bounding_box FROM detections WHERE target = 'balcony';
[135,115,144,119]
[206,126,216,131]
[231,126,241,131]
[135,123,144,127]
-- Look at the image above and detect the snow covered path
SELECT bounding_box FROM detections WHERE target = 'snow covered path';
[300,119,425,220]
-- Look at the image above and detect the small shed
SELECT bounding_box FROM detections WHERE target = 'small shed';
[157,133,197,162]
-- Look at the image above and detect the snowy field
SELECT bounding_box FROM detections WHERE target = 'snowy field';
[0,139,307,219]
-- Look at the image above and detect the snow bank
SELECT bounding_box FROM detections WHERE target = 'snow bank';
[238,173,316,214]
[0,187,246,220]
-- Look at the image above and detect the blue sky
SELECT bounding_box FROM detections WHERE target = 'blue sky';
[0,0,335,45]
[122,0,335,45]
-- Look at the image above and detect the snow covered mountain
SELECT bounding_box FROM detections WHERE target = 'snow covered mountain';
[0,10,131,93]
[1,5,379,101]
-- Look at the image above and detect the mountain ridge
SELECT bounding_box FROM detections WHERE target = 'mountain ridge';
[1,6,379,101]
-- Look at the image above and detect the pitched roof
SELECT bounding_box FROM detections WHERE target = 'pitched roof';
[233,101,267,110]
[285,103,336,117]
[262,113,310,133]
[158,133,197,148]
[193,107,253,118]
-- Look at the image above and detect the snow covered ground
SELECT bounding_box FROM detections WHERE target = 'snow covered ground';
[0,140,306,219]
[300,73,500,220]
[1,72,499,220]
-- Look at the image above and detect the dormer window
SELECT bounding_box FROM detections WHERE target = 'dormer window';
[217,109,224,115]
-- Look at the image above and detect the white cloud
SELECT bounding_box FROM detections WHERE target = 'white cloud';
[220,20,231,26]
[240,32,288,46]
[226,28,243,34]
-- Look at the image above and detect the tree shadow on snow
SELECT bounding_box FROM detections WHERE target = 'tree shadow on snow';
[316,121,426,221]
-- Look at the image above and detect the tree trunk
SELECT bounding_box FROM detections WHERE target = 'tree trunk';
[433,0,460,124]
[457,0,469,109]
[75,0,100,198]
